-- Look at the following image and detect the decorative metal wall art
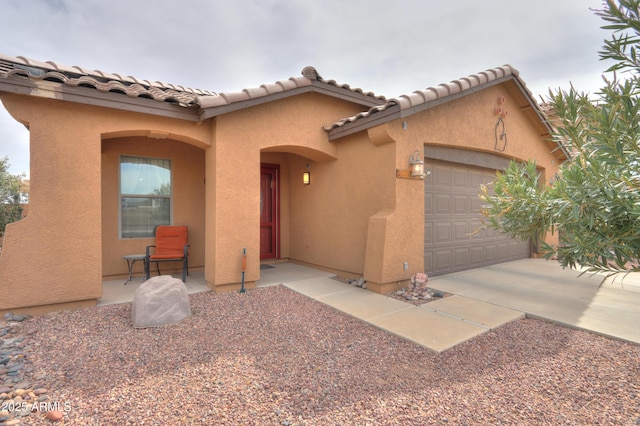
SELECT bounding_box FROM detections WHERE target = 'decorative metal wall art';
[494,96,508,152]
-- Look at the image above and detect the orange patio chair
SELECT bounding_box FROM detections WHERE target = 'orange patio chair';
[145,225,189,282]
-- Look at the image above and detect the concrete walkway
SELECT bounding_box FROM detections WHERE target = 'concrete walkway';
[282,259,640,352]
[282,272,523,353]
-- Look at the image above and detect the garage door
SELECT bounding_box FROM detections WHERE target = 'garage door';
[424,159,530,276]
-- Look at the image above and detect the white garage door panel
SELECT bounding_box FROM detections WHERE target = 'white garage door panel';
[425,159,530,276]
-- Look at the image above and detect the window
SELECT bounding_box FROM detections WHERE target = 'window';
[120,156,171,238]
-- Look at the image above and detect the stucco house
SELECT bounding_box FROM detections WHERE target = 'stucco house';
[0,54,567,314]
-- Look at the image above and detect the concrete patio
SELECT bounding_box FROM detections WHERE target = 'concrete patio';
[99,262,335,306]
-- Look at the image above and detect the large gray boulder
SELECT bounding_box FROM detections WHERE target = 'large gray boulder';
[131,275,191,328]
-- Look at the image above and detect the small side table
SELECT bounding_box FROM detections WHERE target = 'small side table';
[123,254,146,285]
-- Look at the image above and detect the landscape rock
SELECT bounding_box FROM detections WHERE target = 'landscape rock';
[2,313,29,322]
[46,410,63,421]
[407,272,429,294]
[385,273,451,306]
[131,276,191,328]
[10,314,28,322]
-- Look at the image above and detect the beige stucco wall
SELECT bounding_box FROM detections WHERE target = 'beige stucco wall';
[355,122,426,291]
[0,96,102,311]
[207,93,367,290]
[210,93,417,288]
[290,131,398,275]
[393,82,563,263]
[0,77,563,312]
[219,91,425,288]
[360,82,563,291]
[408,83,563,174]
[0,93,211,312]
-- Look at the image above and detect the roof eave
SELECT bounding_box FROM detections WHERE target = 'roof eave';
[0,75,200,121]
[327,104,401,141]
[401,77,507,117]
[327,75,514,141]
[309,80,384,107]
[199,80,385,121]
[509,78,572,159]
[328,73,571,159]
[199,85,314,120]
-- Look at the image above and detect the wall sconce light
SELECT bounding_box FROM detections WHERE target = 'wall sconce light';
[409,150,425,177]
[397,150,427,180]
[303,163,311,185]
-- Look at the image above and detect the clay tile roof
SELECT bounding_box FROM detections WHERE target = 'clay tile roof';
[324,64,532,133]
[197,76,311,109]
[197,66,385,112]
[327,104,393,129]
[0,54,385,118]
[0,53,216,107]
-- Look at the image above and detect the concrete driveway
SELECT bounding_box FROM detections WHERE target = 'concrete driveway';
[429,258,640,345]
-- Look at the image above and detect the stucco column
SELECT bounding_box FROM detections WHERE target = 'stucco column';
[204,138,218,289]
[363,123,425,293]
[207,120,260,291]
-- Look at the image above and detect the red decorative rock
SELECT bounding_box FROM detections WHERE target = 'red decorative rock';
[46,410,63,421]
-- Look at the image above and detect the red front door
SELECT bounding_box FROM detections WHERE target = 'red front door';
[260,164,279,259]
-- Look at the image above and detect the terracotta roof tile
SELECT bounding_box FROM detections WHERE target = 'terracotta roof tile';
[276,78,300,91]
[0,53,215,107]
[243,86,269,98]
[1,54,386,116]
[456,78,472,91]
[221,91,252,104]
[197,67,385,110]
[263,82,283,94]
[324,64,532,132]
[198,76,310,109]
[328,104,392,129]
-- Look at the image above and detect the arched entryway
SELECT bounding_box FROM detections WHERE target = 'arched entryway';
[101,136,206,280]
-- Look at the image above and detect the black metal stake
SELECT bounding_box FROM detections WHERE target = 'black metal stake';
[240,248,247,293]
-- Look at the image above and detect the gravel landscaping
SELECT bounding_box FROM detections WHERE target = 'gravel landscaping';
[2,285,640,425]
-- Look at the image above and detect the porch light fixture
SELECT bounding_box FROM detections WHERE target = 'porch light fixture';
[303,163,311,185]
[409,150,425,177]
[396,150,427,180]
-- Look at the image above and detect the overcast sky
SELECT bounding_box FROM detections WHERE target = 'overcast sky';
[0,0,612,178]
